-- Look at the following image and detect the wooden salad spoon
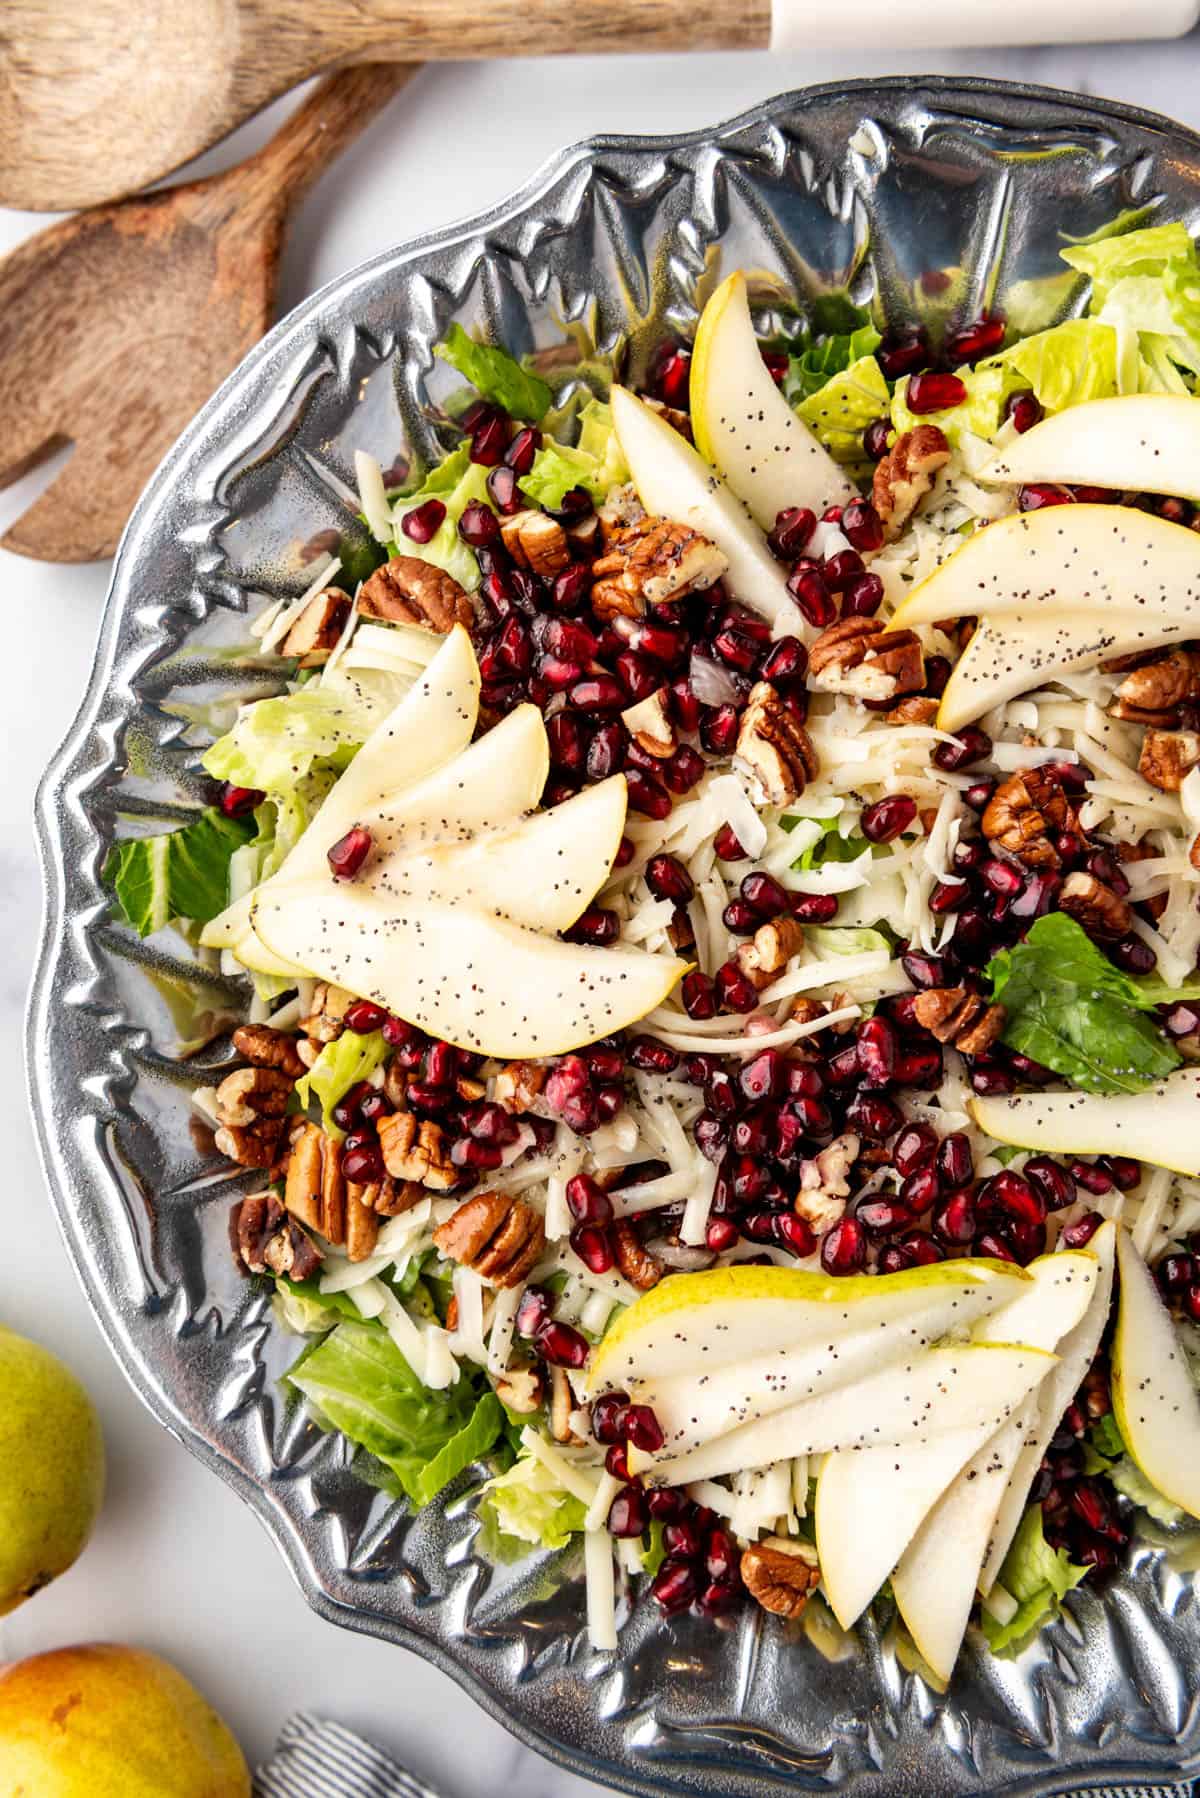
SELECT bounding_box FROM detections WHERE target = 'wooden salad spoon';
[0,64,413,563]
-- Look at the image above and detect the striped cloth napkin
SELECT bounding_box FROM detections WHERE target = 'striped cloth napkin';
[255,1715,1193,1798]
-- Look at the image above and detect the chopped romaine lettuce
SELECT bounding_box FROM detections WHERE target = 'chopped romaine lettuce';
[295,1030,389,1138]
[434,323,552,421]
[790,816,872,871]
[806,926,892,958]
[1108,1454,1185,1525]
[795,356,891,462]
[476,1447,588,1551]
[105,806,254,937]
[985,914,1187,1094]
[288,1319,504,1508]
[891,361,1009,445]
[985,319,1120,412]
[522,399,630,507]
[391,446,493,591]
[980,1505,1088,1655]
[273,1276,363,1336]
[202,690,365,795]
[1060,223,1198,309]
[782,321,883,406]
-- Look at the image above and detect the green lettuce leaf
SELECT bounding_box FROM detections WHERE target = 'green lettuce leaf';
[476,1448,588,1551]
[105,807,254,937]
[295,1031,390,1138]
[794,355,891,462]
[986,913,1183,1094]
[391,445,494,591]
[782,321,883,405]
[1060,223,1198,309]
[1090,1411,1126,1461]
[201,690,366,795]
[1109,1455,1185,1524]
[434,322,552,421]
[788,815,872,871]
[980,1505,1088,1655]
[891,361,1010,445]
[273,1276,364,1335]
[806,925,892,958]
[522,399,630,507]
[288,1319,504,1508]
[986,319,1120,412]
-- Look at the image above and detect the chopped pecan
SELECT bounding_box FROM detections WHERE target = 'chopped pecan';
[549,1365,583,1442]
[353,1174,426,1217]
[299,982,355,1044]
[378,1111,457,1190]
[499,509,571,578]
[567,514,602,557]
[283,1120,324,1232]
[432,1190,545,1288]
[278,588,352,667]
[1139,728,1200,792]
[795,1132,860,1236]
[872,424,951,541]
[493,1061,547,1113]
[1058,871,1134,941]
[912,986,1006,1057]
[282,1121,379,1258]
[232,1193,323,1280]
[214,1120,286,1170]
[643,396,694,441]
[344,1185,380,1261]
[496,1362,545,1414]
[215,1065,292,1128]
[232,1023,307,1080]
[807,617,925,703]
[741,1537,821,1620]
[735,681,819,805]
[621,688,676,758]
[591,516,727,617]
[612,1220,663,1292]
[383,1059,409,1109]
[736,915,805,990]
[357,554,473,633]
[667,907,695,952]
[1112,648,1200,721]
[887,695,940,726]
[982,767,1077,869]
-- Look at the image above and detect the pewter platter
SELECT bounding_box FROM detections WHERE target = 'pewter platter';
[29,77,1200,1797]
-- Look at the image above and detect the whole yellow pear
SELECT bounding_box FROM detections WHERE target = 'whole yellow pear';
[0,1645,250,1797]
[0,1326,104,1613]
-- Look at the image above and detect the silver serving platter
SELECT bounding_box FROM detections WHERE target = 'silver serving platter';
[29,76,1200,1798]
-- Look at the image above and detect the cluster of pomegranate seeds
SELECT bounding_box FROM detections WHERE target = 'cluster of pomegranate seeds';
[1029,1361,1130,1568]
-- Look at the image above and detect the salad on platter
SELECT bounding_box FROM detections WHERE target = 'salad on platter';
[108,223,1200,1683]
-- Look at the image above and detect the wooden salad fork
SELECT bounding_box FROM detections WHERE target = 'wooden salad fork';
[0,64,413,563]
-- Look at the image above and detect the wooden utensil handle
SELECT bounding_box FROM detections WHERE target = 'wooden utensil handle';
[248,64,418,213]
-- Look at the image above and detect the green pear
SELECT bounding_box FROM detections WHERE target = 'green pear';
[0,1645,250,1797]
[0,1326,105,1613]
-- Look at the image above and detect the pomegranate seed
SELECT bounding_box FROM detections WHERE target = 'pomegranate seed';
[586,721,628,782]
[761,636,807,687]
[739,871,788,918]
[933,1188,977,1245]
[979,1170,1045,1228]
[538,1320,590,1369]
[652,343,691,408]
[879,1245,915,1274]
[625,769,672,820]
[1008,871,1061,921]
[1101,1155,1141,1192]
[858,1197,915,1237]
[1109,936,1157,976]
[979,858,1021,899]
[1069,1159,1113,1196]
[863,416,893,460]
[645,1488,687,1523]
[550,564,591,612]
[711,626,762,675]
[933,728,992,771]
[646,854,693,904]
[622,1405,665,1453]
[840,572,885,619]
[671,974,715,1027]
[861,794,917,843]
[713,961,756,1013]
[790,892,839,924]
[844,1092,902,1142]
[398,497,447,543]
[901,1231,945,1266]
[569,1223,614,1274]
[546,711,585,774]
[590,1391,630,1446]
[896,1046,943,1088]
[704,1216,738,1253]
[878,334,929,380]
[503,425,540,474]
[1159,1252,1198,1292]
[899,951,945,991]
[773,1212,816,1256]
[906,370,967,413]
[220,782,266,822]
[341,999,386,1035]
[614,649,659,703]
[821,1217,866,1275]
[933,1131,971,1189]
[928,879,968,915]
[564,906,620,946]
[739,1049,785,1104]
[706,1068,739,1115]
[568,675,623,713]
[768,506,816,560]
[840,498,884,553]
[1018,482,1072,512]
[565,1174,613,1227]
[652,1557,698,1614]
[1020,1157,1075,1212]
[665,747,705,794]
[514,1290,553,1340]
[627,1036,678,1076]
[822,551,865,597]
[667,677,703,732]
[975,1230,1018,1263]
[605,1443,631,1481]
[787,562,837,629]
[994,388,1043,440]
[594,1085,624,1123]
[331,1081,374,1131]
[960,780,994,816]
[608,1484,649,1538]
[700,705,741,757]
[967,1063,1015,1097]
[946,314,1005,364]
[899,1166,940,1214]
[1183,1285,1200,1322]
[855,1015,897,1088]
[661,1517,704,1560]
[704,1527,738,1582]
[488,464,528,514]
[583,1045,624,1083]
[450,1136,504,1170]
[327,825,372,879]
[722,899,758,936]
[893,1122,938,1176]
[341,1142,384,1184]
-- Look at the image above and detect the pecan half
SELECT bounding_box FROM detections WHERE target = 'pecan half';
[378,1111,457,1190]
[299,982,355,1044]
[282,1120,380,1259]
[591,516,727,617]
[741,1537,821,1619]
[1139,728,1200,792]
[872,425,951,541]
[1058,871,1134,941]
[982,767,1077,869]
[432,1190,545,1287]
[736,914,805,990]
[213,1121,286,1170]
[500,510,571,578]
[807,617,924,703]
[278,587,352,666]
[493,1061,548,1113]
[735,681,819,805]
[232,1023,307,1080]
[215,1065,292,1128]
[612,1220,663,1292]
[912,986,1006,1057]
[231,1192,322,1281]
[357,555,473,633]
[495,1362,545,1414]
[353,1174,426,1217]
[887,695,940,726]
[795,1132,859,1235]
[1112,648,1200,720]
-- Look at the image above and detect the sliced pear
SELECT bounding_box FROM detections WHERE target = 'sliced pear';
[585,1259,1030,1397]
[981,395,1200,502]
[979,1220,1116,1592]
[935,606,1190,731]
[890,504,1200,629]
[1112,1228,1200,1519]
[690,273,855,528]
[631,1343,1054,1487]
[371,776,626,933]
[251,883,686,1058]
[625,1278,1040,1459]
[610,386,795,625]
[969,1068,1200,1179]
[891,1249,1099,1677]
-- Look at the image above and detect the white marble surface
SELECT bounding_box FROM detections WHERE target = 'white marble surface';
[1,33,1198,1795]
